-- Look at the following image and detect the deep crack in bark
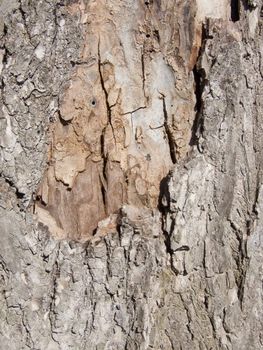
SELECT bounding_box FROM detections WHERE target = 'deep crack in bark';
[160,94,177,164]
[190,22,209,149]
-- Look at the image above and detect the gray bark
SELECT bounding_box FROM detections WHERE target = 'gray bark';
[0,0,263,349]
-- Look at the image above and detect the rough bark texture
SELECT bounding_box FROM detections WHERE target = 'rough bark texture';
[0,0,263,349]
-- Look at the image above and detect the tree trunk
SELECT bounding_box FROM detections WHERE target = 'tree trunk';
[0,0,263,349]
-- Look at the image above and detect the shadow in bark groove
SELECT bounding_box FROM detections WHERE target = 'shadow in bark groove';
[231,0,240,21]
[158,172,178,274]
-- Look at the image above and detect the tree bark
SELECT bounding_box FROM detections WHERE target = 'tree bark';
[0,0,263,349]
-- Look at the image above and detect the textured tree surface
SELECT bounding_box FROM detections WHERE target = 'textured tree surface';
[0,0,263,349]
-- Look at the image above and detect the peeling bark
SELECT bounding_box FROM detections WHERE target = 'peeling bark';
[0,0,263,349]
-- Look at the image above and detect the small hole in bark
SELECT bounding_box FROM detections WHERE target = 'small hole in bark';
[231,0,240,22]
[91,99,96,106]
[146,33,151,38]
[145,1,150,5]
[146,154,151,161]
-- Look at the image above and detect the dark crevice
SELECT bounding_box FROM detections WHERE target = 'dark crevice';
[1,49,9,89]
[204,291,209,310]
[97,39,116,144]
[70,60,93,67]
[251,175,260,217]
[18,0,32,40]
[52,4,59,46]
[97,38,117,216]
[2,46,11,66]
[16,190,25,199]
[58,110,71,126]
[163,219,175,256]
[2,176,25,199]
[2,23,8,38]
[190,23,208,148]
[190,65,206,146]
[231,0,240,22]
[101,137,107,183]
[153,29,160,43]
[193,66,204,115]
[174,245,190,252]
[182,256,188,276]
[48,249,61,343]
[35,194,47,207]
[160,94,177,164]
[1,24,12,91]
[100,134,107,211]
[116,213,122,243]
[101,183,107,209]
[158,172,178,275]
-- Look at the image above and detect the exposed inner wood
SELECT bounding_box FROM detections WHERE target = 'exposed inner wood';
[35,0,227,240]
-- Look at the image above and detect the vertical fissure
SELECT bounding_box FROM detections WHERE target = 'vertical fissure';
[160,94,177,164]
[231,0,240,22]
[97,39,116,143]
[99,133,107,211]
[18,0,32,41]
[190,23,208,147]
[158,172,178,275]
[97,39,111,212]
